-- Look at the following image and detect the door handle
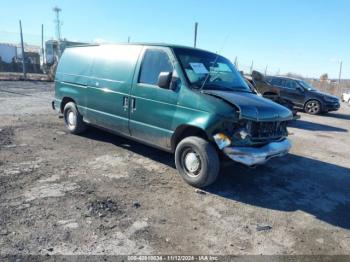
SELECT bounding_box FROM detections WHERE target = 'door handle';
[131,98,136,112]
[122,96,129,111]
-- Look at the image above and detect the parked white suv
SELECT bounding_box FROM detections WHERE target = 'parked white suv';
[342,92,350,105]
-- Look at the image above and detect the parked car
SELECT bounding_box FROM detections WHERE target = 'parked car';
[341,91,350,105]
[52,43,293,188]
[251,73,340,115]
[243,73,299,118]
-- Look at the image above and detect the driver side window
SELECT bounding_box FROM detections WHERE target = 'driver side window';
[139,49,173,86]
[284,80,297,90]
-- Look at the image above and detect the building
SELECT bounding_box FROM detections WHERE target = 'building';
[0,43,18,63]
[0,42,41,73]
[45,39,87,65]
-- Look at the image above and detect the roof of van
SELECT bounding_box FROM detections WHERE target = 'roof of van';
[65,42,214,53]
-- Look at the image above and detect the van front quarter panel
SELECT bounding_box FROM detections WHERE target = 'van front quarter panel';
[169,85,236,149]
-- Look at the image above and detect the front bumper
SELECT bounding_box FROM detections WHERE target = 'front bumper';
[223,139,292,166]
[323,102,340,111]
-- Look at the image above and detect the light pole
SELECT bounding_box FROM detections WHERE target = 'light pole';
[53,6,62,59]
[338,60,343,95]
[19,20,26,79]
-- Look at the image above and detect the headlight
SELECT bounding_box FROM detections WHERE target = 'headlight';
[213,133,231,149]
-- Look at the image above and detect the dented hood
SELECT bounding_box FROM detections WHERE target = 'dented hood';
[204,90,293,121]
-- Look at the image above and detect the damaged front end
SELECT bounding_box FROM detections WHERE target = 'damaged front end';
[213,119,291,166]
[203,89,293,166]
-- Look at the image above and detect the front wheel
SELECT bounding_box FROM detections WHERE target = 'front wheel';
[304,100,321,115]
[175,136,220,188]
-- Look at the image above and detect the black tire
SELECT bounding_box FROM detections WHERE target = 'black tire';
[304,100,321,115]
[63,102,86,134]
[175,136,220,188]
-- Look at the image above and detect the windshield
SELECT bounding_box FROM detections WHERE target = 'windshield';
[173,48,251,92]
[297,80,318,91]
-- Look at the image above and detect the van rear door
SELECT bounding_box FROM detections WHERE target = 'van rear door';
[85,45,142,135]
[129,47,179,149]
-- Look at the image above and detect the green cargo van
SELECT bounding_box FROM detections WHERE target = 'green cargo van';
[53,43,293,187]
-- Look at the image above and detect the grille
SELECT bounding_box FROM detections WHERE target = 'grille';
[250,121,288,140]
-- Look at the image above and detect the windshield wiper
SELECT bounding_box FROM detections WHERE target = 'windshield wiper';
[230,89,253,93]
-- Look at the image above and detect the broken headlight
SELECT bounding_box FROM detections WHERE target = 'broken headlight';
[213,133,231,150]
[214,120,252,149]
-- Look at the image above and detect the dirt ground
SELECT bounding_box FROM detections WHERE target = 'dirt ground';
[0,81,350,256]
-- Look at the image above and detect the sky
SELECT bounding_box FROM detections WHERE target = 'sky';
[1,0,349,78]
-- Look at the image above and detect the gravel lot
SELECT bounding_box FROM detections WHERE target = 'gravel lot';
[0,81,350,256]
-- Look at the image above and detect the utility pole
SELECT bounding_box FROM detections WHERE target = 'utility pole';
[338,61,342,85]
[128,36,130,43]
[234,56,238,68]
[19,20,26,79]
[264,65,268,76]
[41,24,45,65]
[194,22,198,48]
[250,60,254,74]
[338,60,343,95]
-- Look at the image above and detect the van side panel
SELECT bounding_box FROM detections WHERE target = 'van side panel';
[55,47,94,114]
[85,45,142,134]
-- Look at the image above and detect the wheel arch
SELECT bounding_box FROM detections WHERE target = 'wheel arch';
[60,97,76,113]
[171,125,209,153]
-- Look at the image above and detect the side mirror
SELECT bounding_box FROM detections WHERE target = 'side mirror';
[157,72,173,89]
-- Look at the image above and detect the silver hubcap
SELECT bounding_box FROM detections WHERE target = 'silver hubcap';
[184,151,200,173]
[67,111,76,127]
[307,102,319,113]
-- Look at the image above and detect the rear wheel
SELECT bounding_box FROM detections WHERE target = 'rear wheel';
[175,136,220,188]
[63,102,86,134]
[304,100,321,115]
